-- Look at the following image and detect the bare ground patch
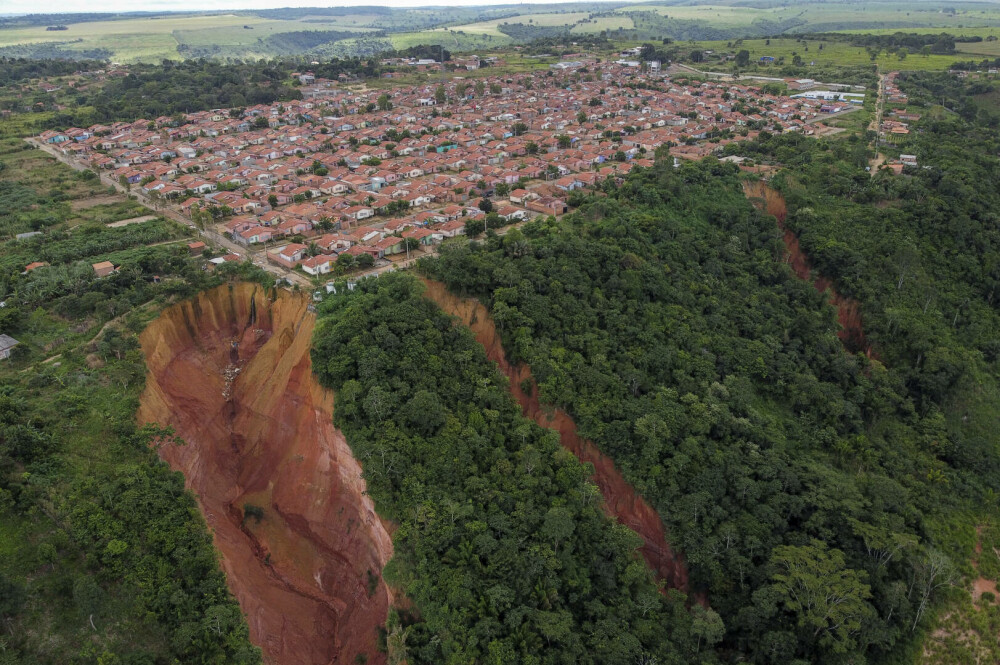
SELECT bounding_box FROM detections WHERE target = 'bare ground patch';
[70,194,123,210]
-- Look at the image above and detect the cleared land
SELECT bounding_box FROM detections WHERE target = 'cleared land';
[0,14,374,62]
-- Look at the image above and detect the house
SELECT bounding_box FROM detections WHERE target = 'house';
[92,261,116,278]
[0,334,19,360]
[301,254,334,275]
[269,243,307,268]
[187,241,207,255]
[402,227,434,246]
[237,226,272,245]
[496,205,527,222]
[508,188,536,204]
[527,196,568,217]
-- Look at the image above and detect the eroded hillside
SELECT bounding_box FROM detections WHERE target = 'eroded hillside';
[137,283,392,665]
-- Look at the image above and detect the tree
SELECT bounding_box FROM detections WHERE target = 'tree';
[475,80,485,97]
[736,49,751,67]
[268,194,278,208]
[495,182,511,198]
[557,135,571,149]
[478,198,493,214]
[690,605,725,654]
[690,50,704,63]
[770,540,875,654]
[543,506,574,554]
[356,253,374,268]
[401,390,447,436]
[465,218,485,237]
[377,94,392,111]
[435,85,446,105]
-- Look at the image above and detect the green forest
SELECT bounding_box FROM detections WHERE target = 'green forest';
[419,75,1000,663]
[311,273,718,664]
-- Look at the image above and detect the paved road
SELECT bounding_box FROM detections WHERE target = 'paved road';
[27,138,312,287]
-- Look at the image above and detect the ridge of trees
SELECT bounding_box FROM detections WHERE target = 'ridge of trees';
[311,273,716,665]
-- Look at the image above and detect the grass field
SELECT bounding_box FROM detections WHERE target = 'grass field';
[618,2,1000,32]
[391,29,511,51]
[619,4,775,28]
[0,13,377,62]
[571,15,635,34]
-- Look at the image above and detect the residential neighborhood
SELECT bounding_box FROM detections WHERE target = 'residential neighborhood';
[37,59,860,277]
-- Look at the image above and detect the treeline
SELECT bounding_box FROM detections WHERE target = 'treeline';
[497,23,571,42]
[805,31,981,54]
[260,29,365,55]
[311,273,717,664]
[0,56,106,86]
[388,44,451,61]
[0,42,112,63]
[87,59,302,122]
[524,33,610,54]
[422,156,980,663]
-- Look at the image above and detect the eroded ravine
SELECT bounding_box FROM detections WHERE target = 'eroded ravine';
[421,278,690,593]
[743,180,876,358]
[137,283,393,665]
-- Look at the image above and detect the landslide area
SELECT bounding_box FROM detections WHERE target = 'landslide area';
[421,278,689,592]
[742,180,874,357]
[137,282,393,665]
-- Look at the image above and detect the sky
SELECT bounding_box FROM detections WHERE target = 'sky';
[1,0,584,13]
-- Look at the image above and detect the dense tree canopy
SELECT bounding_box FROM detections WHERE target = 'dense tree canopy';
[422,142,994,662]
[311,273,710,665]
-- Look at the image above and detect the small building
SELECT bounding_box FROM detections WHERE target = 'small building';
[187,241,207,255]
[0,334,19,360]
[92,261,116,278]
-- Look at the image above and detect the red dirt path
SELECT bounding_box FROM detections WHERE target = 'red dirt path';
[422,278,690,594]
[743,181,877,359]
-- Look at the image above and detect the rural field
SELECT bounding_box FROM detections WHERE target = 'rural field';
[0,13,379,61]
[4,1,1000,62]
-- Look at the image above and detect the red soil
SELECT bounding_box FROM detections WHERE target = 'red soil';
[742,181,876,358]
[422,279,690,594]
[137,283,393,665]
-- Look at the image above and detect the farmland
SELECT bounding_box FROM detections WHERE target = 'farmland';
[3,1,1000,63]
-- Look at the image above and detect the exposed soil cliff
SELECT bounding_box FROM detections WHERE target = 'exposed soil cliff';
[421,278,689,593]
[743,181,875,358]
[137,283,393,665]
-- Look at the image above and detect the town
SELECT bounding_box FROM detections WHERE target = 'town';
[35,57,864,281]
